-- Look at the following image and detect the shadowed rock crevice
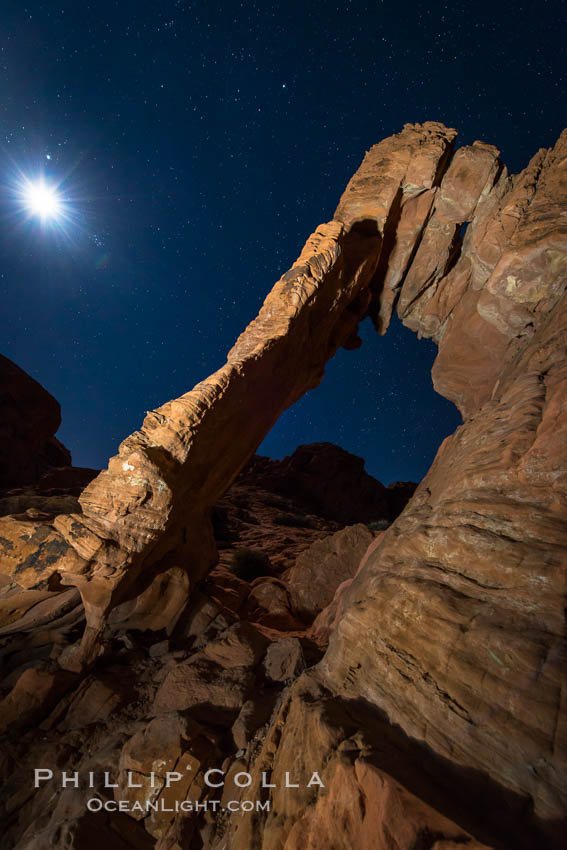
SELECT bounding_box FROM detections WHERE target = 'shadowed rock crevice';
[363,186,404,330]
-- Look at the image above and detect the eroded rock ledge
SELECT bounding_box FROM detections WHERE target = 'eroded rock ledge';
[1,121,567,848]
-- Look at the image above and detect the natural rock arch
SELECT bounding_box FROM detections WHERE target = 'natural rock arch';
[3,121,566,845]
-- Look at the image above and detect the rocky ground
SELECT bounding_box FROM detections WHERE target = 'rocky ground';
[0,367,414,849]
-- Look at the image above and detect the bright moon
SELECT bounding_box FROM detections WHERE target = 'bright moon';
[24,180,62,220]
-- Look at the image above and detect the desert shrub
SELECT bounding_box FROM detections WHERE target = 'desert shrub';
[231,547,271,581]
[274,513,316,529]
[367,518,391,532]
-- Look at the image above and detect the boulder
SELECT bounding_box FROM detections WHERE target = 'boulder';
[262,637,306,683]
[309,533,385,646]
[244,578,305,631]
[153,656,254,721]
[202,621,268,668]
[286,524,374,621]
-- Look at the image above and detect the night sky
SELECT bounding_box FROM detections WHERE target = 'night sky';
[1,1,565,485]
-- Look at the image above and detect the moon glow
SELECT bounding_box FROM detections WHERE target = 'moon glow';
[23,179,62,220]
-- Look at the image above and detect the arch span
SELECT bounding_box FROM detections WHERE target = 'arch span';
[5,120,566,739]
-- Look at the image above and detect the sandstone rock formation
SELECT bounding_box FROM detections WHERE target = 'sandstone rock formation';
[216,124,567,849]
[251,443,391,524]
[1,120,567,849]
[0,354,72,488]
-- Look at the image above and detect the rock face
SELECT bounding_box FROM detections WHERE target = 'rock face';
[253,443,391,523]
[213,675,497,850]
[0,355,71,488]
[217,125,567,849]
[2,121,567,849]
[0,466,99,518]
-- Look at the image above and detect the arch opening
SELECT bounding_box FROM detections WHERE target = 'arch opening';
[259,313,461,486]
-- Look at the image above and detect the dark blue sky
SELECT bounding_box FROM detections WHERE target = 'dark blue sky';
[1,1,564,484]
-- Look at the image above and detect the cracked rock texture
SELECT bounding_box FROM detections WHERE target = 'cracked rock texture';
[1,121,567,849]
